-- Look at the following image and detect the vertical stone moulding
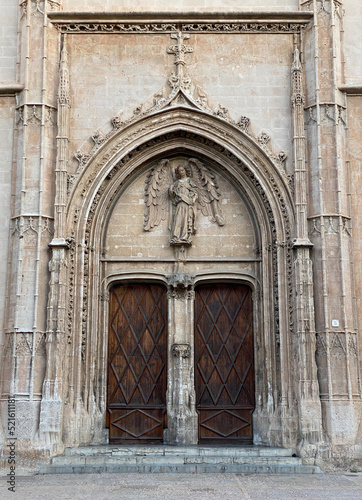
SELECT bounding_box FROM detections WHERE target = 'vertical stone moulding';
[291,38,324,461]
[39,31,70,451]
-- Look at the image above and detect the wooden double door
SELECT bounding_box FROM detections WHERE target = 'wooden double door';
[107,283,254,443]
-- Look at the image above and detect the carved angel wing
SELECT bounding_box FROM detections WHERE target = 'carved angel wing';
[188,158,225,226]
[144,159,173,231]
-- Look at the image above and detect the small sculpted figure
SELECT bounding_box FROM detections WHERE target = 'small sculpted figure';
[144,158,225,246]
[169,164,198,245]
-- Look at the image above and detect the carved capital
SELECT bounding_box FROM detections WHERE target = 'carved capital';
[168,272,194,288]
[172,343,191,358]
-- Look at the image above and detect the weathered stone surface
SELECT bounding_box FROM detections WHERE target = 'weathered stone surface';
[0,0,361,472]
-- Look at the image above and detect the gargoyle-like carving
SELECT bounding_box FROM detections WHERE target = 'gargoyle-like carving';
[144,158,225,246]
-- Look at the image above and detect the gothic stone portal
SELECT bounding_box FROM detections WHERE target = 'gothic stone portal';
[107,282,255,444]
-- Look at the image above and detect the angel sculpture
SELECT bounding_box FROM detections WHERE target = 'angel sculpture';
[144,158,225,246]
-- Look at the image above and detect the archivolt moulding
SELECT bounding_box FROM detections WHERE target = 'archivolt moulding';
[66,108,294,236]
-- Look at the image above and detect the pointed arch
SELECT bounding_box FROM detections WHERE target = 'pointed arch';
[60,105,297,448]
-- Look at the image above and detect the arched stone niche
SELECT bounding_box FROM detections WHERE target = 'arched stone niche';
[104,155,258,261]
[55,108,299,450]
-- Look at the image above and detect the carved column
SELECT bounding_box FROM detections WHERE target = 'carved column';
[302,0,361,457]
[39,32,70,448]
[1,0,61,453]
[165,273,198,445]
[291,42,324,459]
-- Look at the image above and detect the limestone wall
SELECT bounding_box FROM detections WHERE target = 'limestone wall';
[343,0,362,85]
[0,0,18,84]
[62,0,300,13]
[67,32,293,175]
[349,94,362,350]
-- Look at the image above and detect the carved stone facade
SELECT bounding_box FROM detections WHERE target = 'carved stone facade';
[0,1,361,470]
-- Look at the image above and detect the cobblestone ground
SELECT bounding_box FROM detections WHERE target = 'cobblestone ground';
[1,473,362,500]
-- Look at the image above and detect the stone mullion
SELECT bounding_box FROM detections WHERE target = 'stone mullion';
[165,273,198,445]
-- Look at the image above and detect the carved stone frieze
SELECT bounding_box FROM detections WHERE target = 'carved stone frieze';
[15,104,56,127]
[348,335,358,357]
[308,215,352,238]
[50,21,309,35]
[35,333,46,356]
[315,332,358,359]
[326,216,339,235]
[302,0,343,17]
[182,22,307,33]
[30,0,45,17]
[330,333,346,358]
[316,332,327,355]
[15,333,33,357]
[342,217,352,236]
[172,343,191,358]
[304,104,347,127]
[11,215,54,238]
[309,217,322,237]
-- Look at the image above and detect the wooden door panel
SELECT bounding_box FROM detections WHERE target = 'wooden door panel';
[107,284,167,443]
[195,284,255,443]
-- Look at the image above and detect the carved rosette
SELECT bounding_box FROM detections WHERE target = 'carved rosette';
[172,343,191,358]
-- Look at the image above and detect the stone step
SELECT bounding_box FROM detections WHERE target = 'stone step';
[39,445,323,475]
[52,454,304,466]
[64,445,294,458]
[39,462,322,475]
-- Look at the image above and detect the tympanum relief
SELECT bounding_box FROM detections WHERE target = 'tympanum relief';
[144,158,225,247]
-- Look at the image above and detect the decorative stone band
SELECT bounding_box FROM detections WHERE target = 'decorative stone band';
[48,12,312,34]
[15,104,57,127]
[11,215,54,237]
[172,343,191,358]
